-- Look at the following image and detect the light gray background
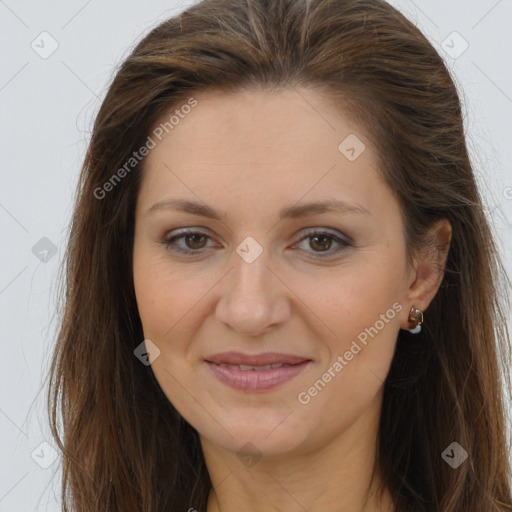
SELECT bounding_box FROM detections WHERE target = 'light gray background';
[1,0,511,510]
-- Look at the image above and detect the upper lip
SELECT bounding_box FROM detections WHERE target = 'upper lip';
[205,351,310,366]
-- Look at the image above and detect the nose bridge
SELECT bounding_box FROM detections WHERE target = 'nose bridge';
[215,239,289,335]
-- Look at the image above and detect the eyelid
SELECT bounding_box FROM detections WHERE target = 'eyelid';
[296,227,353,244]
[161,227,352,257]
[291,228,352,258]
[161,227,217,249]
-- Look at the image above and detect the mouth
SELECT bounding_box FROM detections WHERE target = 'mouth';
[204,352,312,392]
[213,362,296,370]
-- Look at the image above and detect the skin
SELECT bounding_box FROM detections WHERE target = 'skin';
[132,87,451,512]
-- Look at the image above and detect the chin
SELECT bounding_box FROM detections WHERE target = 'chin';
[195,410,312,460]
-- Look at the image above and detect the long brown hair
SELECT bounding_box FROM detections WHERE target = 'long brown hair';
[47,0,512,510]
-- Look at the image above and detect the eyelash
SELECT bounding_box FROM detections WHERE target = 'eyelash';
[160,228,352,259]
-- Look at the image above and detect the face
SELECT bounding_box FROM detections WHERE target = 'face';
[132,87,415,459]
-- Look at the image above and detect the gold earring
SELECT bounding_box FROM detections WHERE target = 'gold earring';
[407,306,423,334]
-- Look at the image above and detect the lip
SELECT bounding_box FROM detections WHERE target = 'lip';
[204,352,312,392]
[205,351,310,366]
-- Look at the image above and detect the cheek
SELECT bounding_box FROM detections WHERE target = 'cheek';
[312,256,404,333]
[294,267,402,432]
[304,252,405,386]
[132,248,218,349]
[133,246,183,339]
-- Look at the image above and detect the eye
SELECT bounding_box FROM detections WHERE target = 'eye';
[293,229,352,258]
[161,229,215,255]
[161,228,352,258]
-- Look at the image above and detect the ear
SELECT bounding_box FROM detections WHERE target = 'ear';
[399,218,452,330]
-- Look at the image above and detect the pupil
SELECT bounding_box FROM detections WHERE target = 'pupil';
[187,234,206,249]
[311,235,331,251]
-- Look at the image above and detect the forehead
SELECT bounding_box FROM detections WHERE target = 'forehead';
[137,87,389,221]
[146,87,368,168]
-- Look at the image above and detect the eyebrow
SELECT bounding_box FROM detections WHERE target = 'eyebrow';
[145,198,371,219]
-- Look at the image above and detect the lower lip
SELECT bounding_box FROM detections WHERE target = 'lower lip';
[205,361,311,392]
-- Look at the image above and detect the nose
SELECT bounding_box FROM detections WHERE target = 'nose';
[214,247,291,337]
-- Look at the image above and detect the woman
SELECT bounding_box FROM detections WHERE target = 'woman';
[48,0,512,510]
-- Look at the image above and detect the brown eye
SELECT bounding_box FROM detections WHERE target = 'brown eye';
[309,234,333,252]
[162,230,213,254]
[183,233,208,250]
[294,229,352,258]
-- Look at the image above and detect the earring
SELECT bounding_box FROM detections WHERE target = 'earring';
[407,306,423,334]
